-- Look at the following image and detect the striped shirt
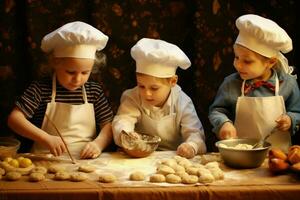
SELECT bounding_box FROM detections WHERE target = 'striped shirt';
[16,77,114,130]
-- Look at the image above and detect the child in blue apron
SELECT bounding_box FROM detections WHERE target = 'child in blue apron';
[112,38,207,158]
[209,14,300,152]
[7,21,114,159]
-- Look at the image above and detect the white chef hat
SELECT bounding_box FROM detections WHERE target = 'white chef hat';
[130,38,191,78]
[41,21,109,59]
[235,14,293,74]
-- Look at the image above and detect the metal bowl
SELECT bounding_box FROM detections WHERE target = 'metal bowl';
[121,134,161,158]
[0,137,20,160]
[215,138,271,169]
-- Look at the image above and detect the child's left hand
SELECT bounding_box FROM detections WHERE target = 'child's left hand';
[275,114,291,131]
[80,141,102,159]
[176,143,196,159]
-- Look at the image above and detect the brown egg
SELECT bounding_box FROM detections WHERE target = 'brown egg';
[268,158,289,173]
[268,148,287,161]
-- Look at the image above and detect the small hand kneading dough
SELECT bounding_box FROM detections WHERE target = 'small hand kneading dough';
[181,174,198,184]
[98,173,117,183]
[54,171,70,181]
[70,172,88,182]
[5,171,21,181]
[31,166,47,174]
[48,165,65,174]
[78,164,96,173]
[129,171,145,181]
[29,172,45,182]
[165,174,181,184]
[149,174,166,183]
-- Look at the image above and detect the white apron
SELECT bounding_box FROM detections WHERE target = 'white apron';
[135,95,181,150]
[31,74,96,156]
[234,73,291,152]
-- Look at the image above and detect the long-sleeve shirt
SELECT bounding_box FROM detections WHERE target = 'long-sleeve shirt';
[112,84,206,154]
[209,69,300,137]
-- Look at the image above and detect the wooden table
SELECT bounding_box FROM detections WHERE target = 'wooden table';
[1,151,300,200]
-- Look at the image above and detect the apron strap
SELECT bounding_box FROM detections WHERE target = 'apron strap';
[51,73,88,103]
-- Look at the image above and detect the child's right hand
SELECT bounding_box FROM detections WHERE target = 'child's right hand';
[43,135,66,156]
[219,122,237,140]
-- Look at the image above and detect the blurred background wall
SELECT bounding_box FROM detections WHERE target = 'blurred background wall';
[0,0,298,151]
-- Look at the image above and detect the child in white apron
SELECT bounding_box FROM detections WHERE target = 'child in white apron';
[7,22,114,159]
[209,14,300,152]
[112,38,207,158]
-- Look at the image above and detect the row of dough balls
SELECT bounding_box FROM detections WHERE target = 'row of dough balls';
[0,164,98,182]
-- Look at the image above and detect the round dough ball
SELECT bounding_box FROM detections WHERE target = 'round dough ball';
[198,172,215,183]
[186,167,199,176]
[157,165,175,175]
[205,161,219,169]
[173,165,185,173]
[165,174,181,184]
[129,171,145,181]
[208,168,224,180]
[78,164,96,173]
[48,165,65,174]
[160,159,178,169]
[70,172,88,182]
[54,171,70,181]
[29,172,45,182]
[149,174,166,183]
[5,171,21,181]
[197,168,211,177]
[174,171,189,179]
[181,174,198,184]
[177,159,192,169]
[31,166,47,174]
[99,173,117,183]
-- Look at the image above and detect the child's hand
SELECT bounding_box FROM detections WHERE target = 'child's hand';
[275,114,291,131]
[176,143,196,159]
[219,122,237,140]
[80,141,102,159]
[45,135,66,157]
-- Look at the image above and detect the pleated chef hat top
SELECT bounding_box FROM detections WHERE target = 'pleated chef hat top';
[235,14,292,58]
[41,21,108,59]
[131,38,191,78]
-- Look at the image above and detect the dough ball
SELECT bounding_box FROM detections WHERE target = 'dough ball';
[78,164,96,173]
[29,172,45,182]
[173,155,185,163]
[205,161,219,169]
[160,159,178,169]
[5,171,21,181]
[54,171,70,181]
[208,168,224,180]
[31,166,47,174]
[201,154,221,164]
[192,163,205,168]
[70,172,88,182]
[165,174,181,184]
[198,172,215,183]
[181,174,198,184]
[129,171,145,181]
[149,174,166,183]
[173,165,185,173]
[177,159,192,169]
[0,167,5,175]
[197,168,211,177]
[48,165,65,174]
[174,171,189,179]
[99,173,117,183]
[186,167,199,176]
[157,165,175,175]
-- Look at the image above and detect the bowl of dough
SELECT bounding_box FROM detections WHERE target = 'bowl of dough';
[120,133,161,158]
[0,137,21,160]
[215,138,271,168]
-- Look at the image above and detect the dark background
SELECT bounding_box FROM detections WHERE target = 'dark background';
[0,0,298,152]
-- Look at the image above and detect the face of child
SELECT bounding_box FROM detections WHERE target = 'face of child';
[136,74,176,107]
[54,57,94,91]
[233,44,274,81]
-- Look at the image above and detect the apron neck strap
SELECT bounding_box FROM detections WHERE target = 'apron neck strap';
[240,71,280,96]
[51,73,88,103]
